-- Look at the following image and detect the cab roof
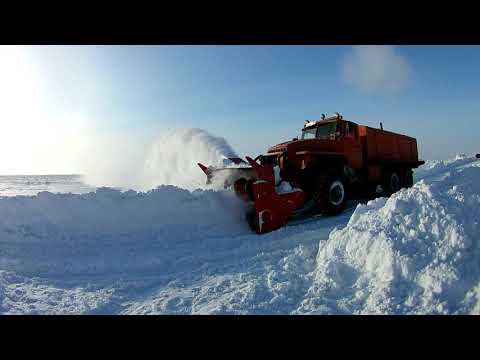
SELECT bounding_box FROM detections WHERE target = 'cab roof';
[303,118,345,131]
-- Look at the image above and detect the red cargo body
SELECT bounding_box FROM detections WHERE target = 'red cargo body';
[358,126,420,164]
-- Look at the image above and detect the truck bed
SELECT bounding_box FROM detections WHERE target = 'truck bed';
[358,126,422,167]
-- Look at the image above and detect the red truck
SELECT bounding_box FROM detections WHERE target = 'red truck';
[199,113,424,234]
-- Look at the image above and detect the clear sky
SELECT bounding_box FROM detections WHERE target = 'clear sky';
[0,45,479,174]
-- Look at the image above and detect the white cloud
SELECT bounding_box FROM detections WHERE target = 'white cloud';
[341,45,411,93]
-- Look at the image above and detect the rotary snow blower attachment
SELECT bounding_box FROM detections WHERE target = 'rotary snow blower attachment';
[198,113,425,234]
[198,157,307,234]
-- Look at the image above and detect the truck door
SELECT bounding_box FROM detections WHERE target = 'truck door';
[343,122,363,169]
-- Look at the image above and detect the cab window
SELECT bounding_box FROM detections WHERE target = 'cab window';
[301,127,317,140]
[315,122,337,139]
[345,122,356,138]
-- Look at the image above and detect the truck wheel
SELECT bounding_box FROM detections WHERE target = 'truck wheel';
[246,207,256,232]
[404,169,414,188]
[367,183,382,199]
[383,170,401,196]
[312,173,348,215]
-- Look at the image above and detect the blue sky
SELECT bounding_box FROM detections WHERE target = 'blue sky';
[1,45,479,174]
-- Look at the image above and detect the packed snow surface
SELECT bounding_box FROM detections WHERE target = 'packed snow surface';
[0,151,479,314]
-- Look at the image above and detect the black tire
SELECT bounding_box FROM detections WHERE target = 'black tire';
[382,170,402,196]
[246,207,256,231]
[311,172,348,215]
[366,183,382,199]
[403,169,414,188]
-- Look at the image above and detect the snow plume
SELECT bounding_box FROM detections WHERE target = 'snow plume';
[80,133,149,191]
[142,128,239,191]
[81,128,240,192]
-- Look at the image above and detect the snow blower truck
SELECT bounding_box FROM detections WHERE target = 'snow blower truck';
[198,113,425,234]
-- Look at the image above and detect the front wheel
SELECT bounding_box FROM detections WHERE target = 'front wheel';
[246,207,256,232]
[312,173,348,216]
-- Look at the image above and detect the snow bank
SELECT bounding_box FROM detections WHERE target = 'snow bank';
[298,160,480,314]
[415,153,477,181]
[142,128,239,191]
[0,186,249,277]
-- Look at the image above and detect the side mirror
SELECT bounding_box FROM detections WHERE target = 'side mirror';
[292,137,298,141]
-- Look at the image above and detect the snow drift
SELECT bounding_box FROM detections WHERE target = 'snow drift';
[414,153,474,182]
[298,156,480,314]
[0,186,248,277]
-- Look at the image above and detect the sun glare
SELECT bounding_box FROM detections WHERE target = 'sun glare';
[0,46,88,175]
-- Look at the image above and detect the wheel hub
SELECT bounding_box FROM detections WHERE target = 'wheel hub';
[391,173,400,192]
[329,180,345,206]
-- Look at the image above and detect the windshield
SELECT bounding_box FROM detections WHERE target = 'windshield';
[301,122,338,140]
[301,127,317,140]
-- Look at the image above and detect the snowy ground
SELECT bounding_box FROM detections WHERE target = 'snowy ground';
[0,155,479,314]
[0,175,94,197]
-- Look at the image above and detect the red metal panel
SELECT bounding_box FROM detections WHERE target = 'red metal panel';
[245,157,307,234]
[359,126,419,164]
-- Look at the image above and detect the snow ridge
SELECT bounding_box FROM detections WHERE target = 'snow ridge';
[298,160,480,314]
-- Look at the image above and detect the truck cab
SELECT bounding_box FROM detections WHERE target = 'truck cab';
[264,114,363,173]
[300,117,363,170]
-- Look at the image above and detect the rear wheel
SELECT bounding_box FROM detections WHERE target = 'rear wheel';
[312,172,348,215]
[365,183,382,199]
[403,169,414,188]
[382,170,402,196]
